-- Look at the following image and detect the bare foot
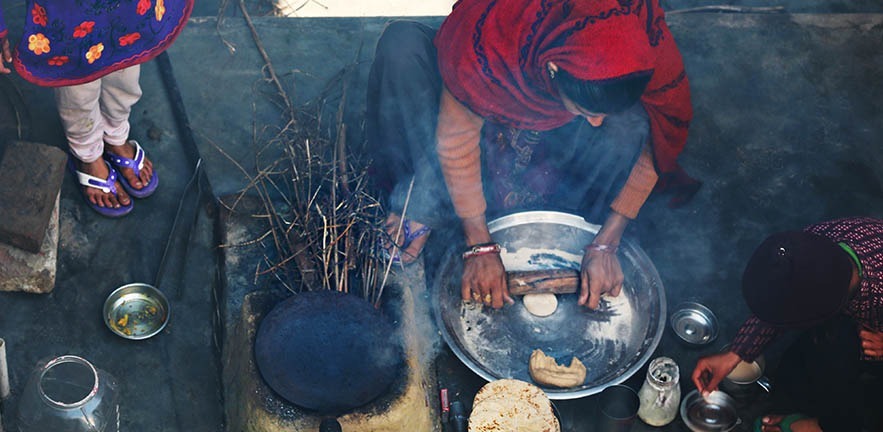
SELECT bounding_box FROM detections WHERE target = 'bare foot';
[760,415,821,432]
[105,140,153,190]
[77,159,131,208]
[384,213,430,264]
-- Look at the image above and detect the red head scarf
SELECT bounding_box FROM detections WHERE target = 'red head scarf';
[435,0,692,174]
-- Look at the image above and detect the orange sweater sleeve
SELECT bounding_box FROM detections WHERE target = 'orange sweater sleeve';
[436,87,487,219]
[610,146,658,219]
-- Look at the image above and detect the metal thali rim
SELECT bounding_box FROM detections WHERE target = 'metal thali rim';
[433,211,667,399]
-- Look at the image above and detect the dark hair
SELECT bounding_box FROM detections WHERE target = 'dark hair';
[554,68,652,114]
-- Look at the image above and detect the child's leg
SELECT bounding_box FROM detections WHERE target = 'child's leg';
[55,79,105,163]
[55,79,131,209]
[99,65,153,192]
[99,65,142,147]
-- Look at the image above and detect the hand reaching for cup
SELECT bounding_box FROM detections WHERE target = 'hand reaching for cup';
[691,351,742,397]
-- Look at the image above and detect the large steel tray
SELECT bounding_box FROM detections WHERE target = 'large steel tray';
[432,211,666,399]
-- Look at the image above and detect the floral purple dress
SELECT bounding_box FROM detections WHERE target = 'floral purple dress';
[0,0,193,87]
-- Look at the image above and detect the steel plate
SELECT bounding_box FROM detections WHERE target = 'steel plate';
[433,211,666,399]
[103,283,170,340]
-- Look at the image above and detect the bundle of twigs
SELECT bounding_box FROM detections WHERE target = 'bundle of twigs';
[217,5,399,304]
[246,75,389,304]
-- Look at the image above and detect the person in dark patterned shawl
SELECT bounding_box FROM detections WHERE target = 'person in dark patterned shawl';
[367,0,694,309]
[0,0,193,217]
[693,217,883,432]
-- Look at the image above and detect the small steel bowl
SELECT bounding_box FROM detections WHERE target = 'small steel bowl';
[680,390,741,432]
[103,283,170,340]
[670,302,719,345]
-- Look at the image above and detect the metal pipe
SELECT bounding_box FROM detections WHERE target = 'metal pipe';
[0,338,9,401]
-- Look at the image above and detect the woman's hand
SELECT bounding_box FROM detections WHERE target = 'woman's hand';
[460,253,512,309]
[691,351,742,397]
[579,247,623,309]
[458,214,513,309]
[859,327,883,357]
[580,211,629,309]
[0,35,12,74]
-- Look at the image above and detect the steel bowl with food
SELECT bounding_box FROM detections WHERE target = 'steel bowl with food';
[680,390,741,432]
[103,283,170,340]
[433,211,666,399]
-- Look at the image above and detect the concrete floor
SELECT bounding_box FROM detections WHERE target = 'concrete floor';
[1,1,883,431]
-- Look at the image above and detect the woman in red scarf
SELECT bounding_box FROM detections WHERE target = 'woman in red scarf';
[368,0,692,309]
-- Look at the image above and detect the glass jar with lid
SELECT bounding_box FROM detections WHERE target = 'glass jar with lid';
[637,356,681,426]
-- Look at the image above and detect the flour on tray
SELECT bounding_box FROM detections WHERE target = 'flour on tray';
[500,247,584,271]
[502,246,634,342]
[586,292,633,342]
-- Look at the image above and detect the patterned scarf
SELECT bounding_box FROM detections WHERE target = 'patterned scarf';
[435,0,692,174]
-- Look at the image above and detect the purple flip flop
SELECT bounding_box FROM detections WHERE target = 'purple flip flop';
[104,140,158,199]
[380,218,431,264]
[69,159,133,218]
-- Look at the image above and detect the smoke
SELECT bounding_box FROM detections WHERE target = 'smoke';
[385,256,445,371]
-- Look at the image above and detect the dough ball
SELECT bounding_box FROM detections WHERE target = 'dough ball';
[529,349,587,389]
[523,293,558,317]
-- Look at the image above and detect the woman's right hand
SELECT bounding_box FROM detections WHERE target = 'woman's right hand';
[460,252,512,309]
[691,351,742,397]
[458,214,513,309]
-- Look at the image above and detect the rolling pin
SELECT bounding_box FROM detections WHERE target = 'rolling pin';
[507,269,580,296]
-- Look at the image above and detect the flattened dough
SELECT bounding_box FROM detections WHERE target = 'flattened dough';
[529,349,587,388]
[523,293,558,317]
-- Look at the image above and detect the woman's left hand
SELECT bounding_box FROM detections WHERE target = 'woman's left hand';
[579,247,624,309]
[859,327,883,357]
[579,211,629,309]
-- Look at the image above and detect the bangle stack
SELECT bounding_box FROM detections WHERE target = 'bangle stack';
[585,243,618,254]
[462,242,502,260]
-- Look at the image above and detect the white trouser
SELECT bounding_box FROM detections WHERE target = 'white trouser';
[54,65,142,163]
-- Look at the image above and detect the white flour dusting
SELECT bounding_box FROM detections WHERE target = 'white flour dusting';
[454,246,637,379]
[502,246,634,342]
[499,247,584,271]
[585,292,634,342]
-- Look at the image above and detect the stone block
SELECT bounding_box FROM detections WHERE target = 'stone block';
[0,193,58,293]
[0,141,66,253]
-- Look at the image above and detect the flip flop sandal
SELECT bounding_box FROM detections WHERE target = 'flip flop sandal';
[69,159,133,218]
[103,140,158,199]
[379,218,432,264]
[754,413,810,432]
